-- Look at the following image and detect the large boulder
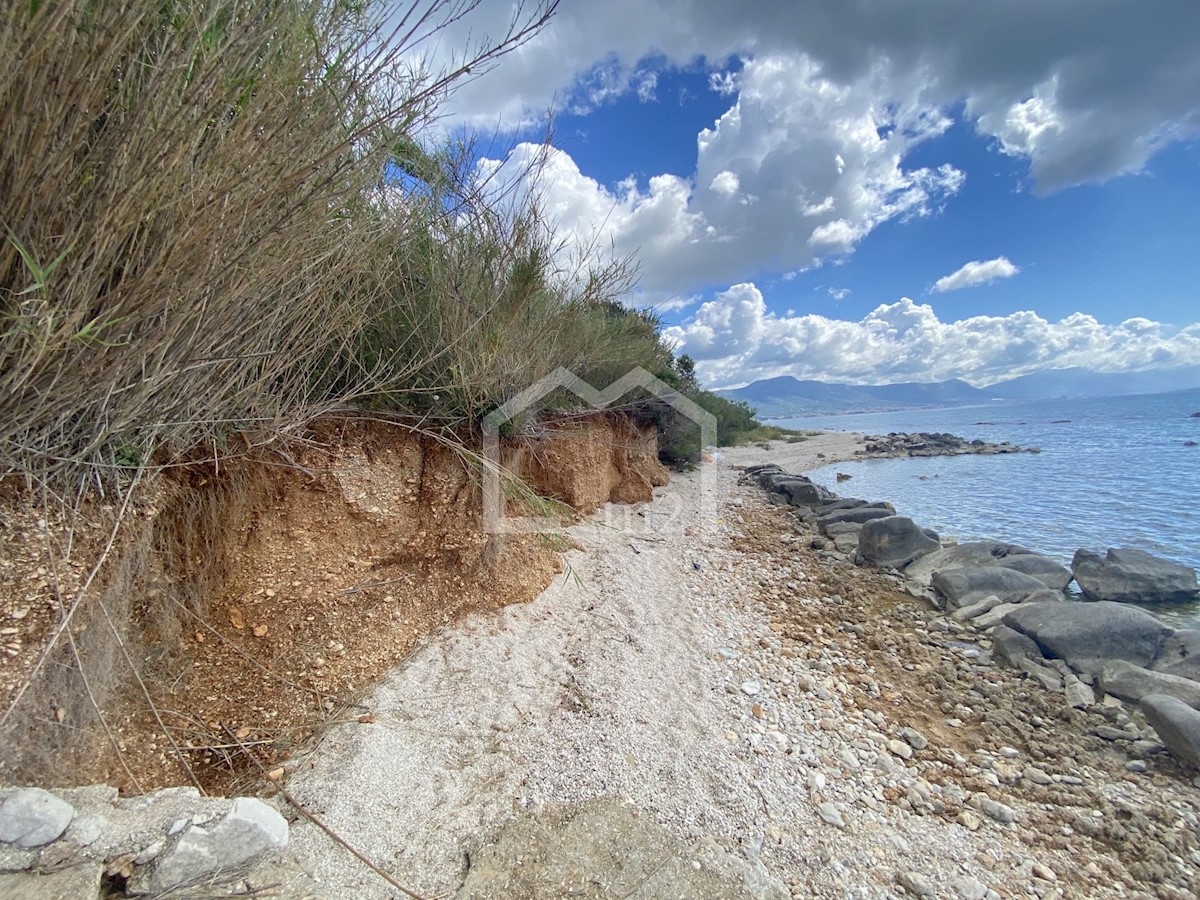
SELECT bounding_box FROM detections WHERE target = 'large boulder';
[0,788,74,849]
[903,540,1035,585]
[1097,660,1200,709]
[817,507,894,529]
[1072,547,1199,604]
[1139,694,1200,770]
[770,477,834,508]
[857,516,940,569]
[931,567,1061,611]
[1001,601,1173,670]
[993,554,1073,591]
[1154,630,1200,682]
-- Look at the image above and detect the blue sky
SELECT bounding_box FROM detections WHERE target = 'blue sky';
[424,0,1200,388]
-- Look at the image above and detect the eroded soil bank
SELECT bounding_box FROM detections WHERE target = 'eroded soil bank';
[0,414,666,794]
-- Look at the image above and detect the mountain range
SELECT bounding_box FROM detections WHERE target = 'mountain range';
[716,366,1200,417]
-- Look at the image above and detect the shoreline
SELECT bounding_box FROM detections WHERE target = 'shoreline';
[276,430,1200,899]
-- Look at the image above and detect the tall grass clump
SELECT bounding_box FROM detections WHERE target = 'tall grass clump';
[0,0,555,490]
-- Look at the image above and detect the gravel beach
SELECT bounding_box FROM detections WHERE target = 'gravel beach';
[281,431,1200,899]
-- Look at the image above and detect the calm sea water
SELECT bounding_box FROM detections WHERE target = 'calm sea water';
[778,389,1200,626]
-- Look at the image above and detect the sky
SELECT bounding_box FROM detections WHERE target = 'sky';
[413,0,1200,389]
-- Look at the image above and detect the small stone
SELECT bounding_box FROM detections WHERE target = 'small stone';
[969,793,1017,824]
[887,739,914,760]
[957,810,982,831]
[808,771,826,792]
[950,875,988,900]
[1032,863,1057,882]
[1125,759,1148,773]
[741,681,761,696]
[896,871,935,897]
[899,727,928,751]
[1024,767,1053,786]
[999,746,1019,759]
[0,788,74,848]
[816,801,845,828]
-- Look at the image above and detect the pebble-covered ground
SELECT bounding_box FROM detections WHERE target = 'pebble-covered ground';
[282,433,1200,899]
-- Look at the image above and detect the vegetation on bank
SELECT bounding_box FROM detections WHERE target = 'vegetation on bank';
[0,0,775,492]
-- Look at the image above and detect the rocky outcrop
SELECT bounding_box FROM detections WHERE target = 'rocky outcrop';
[1071,547,1199,604]
[1001,601,1172,671]
[903,541,1037,587]
[857,516,940,569]
[0,785,292,897]
[931,567,1061,612]
[855,432,1038,458]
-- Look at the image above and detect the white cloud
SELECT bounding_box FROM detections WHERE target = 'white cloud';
[636,70,658,103]
[663,287,1200,388]
[828,287,851,300]
[419,1,1200,192]
[481,54,964,295]
[932,257,1021,293]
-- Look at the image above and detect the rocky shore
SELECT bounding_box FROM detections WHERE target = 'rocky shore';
[854,432,1040,459]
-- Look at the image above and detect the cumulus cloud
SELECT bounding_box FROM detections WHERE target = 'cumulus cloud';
[662,287,1200,388]
[932,257,1020,293]
[482,54,964,294]
[423,1,1200,192]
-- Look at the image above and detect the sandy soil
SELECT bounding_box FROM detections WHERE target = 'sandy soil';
[277,430,1200,899]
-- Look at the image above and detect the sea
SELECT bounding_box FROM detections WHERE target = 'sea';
[777,389,1200,627]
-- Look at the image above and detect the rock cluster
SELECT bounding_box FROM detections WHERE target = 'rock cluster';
[0,785,289,896]
[855,432,1038,458]
[742,462,1200,773]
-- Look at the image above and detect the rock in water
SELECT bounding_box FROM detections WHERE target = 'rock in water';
[1001,601,1173,669]
[1072,547,1199,604]
[1140,694,1200,769]
[857,516,940,569]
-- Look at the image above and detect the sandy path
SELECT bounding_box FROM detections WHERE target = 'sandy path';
[279,430,1198,899]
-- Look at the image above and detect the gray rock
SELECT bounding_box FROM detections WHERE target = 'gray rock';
[991,625,1045,669]
[1001,601,1173,669]
[1153,629,1200,681]
[970,603,1025,631]
[1072,547,1199,604]
[132,798,288,894]
[822,521,865,538]
[1064,674,1096,709]
[817,506,894,529]
[896,871,935,897]
[1098,660,1200,709]
[952,594,1006,622]
[903,540,1036,585]
[1140,694,1200,769]
[1020,659,1063,692]
[0,788,74,849]
[814,498,891,516]
[968,793,1017,824]
[771,477,834,508]
[857,516,940,569]
[899,727,928,751]
[950,875,988,900]
[994,554,1073,591]
[931,567,1058,611]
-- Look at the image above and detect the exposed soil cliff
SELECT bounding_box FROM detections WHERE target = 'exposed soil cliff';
[0,413,664,794]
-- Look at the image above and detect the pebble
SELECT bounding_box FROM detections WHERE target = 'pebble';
[1124,759,1148,774]
[969,793,1017,824]
[950,875,988,900]
[816,801,846,828]
[896,871,935,897]
[1032,863,1057,882]
[957,810,982,831]
[741,681,761,696]
[899,727,928,751]
[999,746,1019,759]
[1024,767,1053,786]
[886,739,913,760]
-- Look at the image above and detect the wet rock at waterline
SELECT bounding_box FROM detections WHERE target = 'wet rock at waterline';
[856,516,940,569]
[1001,601,1173,671]
[1072,547,1199,604]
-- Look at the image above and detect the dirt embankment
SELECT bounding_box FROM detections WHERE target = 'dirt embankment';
[0,413,666,794]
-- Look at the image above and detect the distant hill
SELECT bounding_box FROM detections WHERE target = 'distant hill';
[715,376,992,417]
[717,366,1200,417]
[985,366,1200,400]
